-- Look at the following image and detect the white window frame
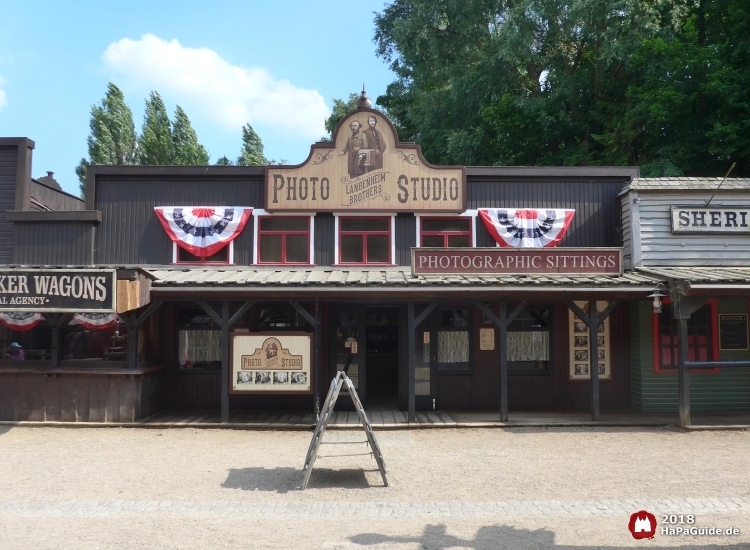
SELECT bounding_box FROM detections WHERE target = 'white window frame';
[172,241,234,265]
[252,209,316,266]
[334,212,397,267]
[416,210,477,247]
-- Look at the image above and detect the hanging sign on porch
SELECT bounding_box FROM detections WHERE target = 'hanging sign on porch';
[0,270,116,313]
[231,333,312,394]
[411,248,622,276]
[266,109,465,213]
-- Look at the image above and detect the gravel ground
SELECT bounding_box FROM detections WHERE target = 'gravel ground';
[1,425,749,549]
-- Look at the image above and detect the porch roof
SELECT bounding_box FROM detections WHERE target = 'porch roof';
[637,266,750,294]
[146,267,661,297]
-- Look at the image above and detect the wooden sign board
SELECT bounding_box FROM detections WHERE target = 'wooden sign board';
[0,269,116,313]
[411,248,622,276]
[671,206,750,233]
[266,109,465,213]
[231,332,313,393]
[719,314,749,350]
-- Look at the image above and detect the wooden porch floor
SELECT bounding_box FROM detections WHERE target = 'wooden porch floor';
[131,409,750,430]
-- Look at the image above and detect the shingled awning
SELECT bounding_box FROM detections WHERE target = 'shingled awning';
[145,267,661,299]
[637,266,750,295]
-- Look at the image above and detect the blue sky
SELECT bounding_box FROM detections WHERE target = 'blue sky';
[0,0,396,195]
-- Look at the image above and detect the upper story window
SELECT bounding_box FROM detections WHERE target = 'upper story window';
[336,215,394,265]
[175,242,232,264]
[252,210,315,266]
[417,212,476,248]
[420,217,473,247]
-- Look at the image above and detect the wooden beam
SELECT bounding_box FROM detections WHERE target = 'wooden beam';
[408,301,415,423]
[414,301,439,329]
[228,300,255,327]
[677,316,690,428]
[221,299,230,423]
[289,300,315,327]
[589,300,600,421]
[499,301,508,422]
[314,299,321,420]
[197,301,222,327]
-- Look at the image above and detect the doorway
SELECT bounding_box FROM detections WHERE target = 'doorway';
[365,308,400,410]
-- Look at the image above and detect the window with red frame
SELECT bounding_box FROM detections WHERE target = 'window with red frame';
[176,243,231,264]
[339,217,391,264]
[258,217,310,264]
[653,300,718,373]
[420,217,472,247]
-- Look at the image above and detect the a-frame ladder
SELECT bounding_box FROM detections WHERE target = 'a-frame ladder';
[301,371,388,490]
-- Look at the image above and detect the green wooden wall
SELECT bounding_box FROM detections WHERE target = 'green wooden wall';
[629,299,750,412]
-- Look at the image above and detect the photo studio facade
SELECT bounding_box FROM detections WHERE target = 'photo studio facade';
[2,100,749,425]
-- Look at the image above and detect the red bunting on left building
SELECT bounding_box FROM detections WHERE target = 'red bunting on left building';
[154,207,252,257]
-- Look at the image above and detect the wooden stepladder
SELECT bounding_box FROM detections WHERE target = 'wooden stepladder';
[301,371,388,490]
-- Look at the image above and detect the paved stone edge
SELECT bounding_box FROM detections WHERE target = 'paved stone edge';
[0,498,748,519]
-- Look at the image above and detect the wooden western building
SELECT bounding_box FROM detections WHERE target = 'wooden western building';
[2,102,749,427]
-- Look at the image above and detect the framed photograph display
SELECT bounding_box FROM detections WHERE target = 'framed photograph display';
[569,301,611,380]
[230,332,313,394]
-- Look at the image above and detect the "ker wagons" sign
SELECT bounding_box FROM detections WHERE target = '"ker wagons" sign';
[0,270,116,312]
[266,109,465,213]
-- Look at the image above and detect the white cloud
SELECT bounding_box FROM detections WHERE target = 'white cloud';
[102,34,329,138]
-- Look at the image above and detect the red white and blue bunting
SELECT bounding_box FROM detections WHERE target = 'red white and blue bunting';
[479,208,575,248]
[69,313,120,330]
[154,207,252,258]
[0,312,44,331]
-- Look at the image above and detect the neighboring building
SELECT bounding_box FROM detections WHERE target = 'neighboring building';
[1,102,748,426]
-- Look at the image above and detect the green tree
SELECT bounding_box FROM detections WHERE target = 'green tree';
[138,91,173,165]
[215,155,234,165]
[236,123,268,165]
[172,106,210,165]
[75,82,137,196]
[321,93,360,142]
[373,0,750,175]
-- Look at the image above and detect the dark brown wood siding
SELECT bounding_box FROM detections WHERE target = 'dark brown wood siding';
[436,303,630,411]
[0,146,17,264]
[395,213,416,266]
[31,181,85,211]
[0,368,166,422]
[469,179,624,249]
[94,177,263,265]
[13,222,94,265]
[314,213,334,266]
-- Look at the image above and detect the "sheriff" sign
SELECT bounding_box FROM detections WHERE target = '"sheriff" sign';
[671,206,750,233]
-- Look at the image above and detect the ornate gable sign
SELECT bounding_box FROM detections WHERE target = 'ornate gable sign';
[265,109,465,212]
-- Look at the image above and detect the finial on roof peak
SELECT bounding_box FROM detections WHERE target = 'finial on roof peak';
[356,83,372,109]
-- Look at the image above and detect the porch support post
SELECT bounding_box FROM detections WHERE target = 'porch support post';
[408,301,415,423]
[43,313,72,368]
[672,293,705,429]
[677,316,690,429]
[221,299,230,423]
[588,300,600,422]
[564,300,619,422]
[315,299,321,420]
[473,300,528,423]
[199,299,255,424]
[498,301,508,422]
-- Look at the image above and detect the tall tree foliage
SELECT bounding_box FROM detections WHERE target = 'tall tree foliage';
[138,91,173,165]
[75,83,137,196]
[374,0,749,176]
[236,124,268,165]
[172,106,210,165]
[321,93,360,141]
